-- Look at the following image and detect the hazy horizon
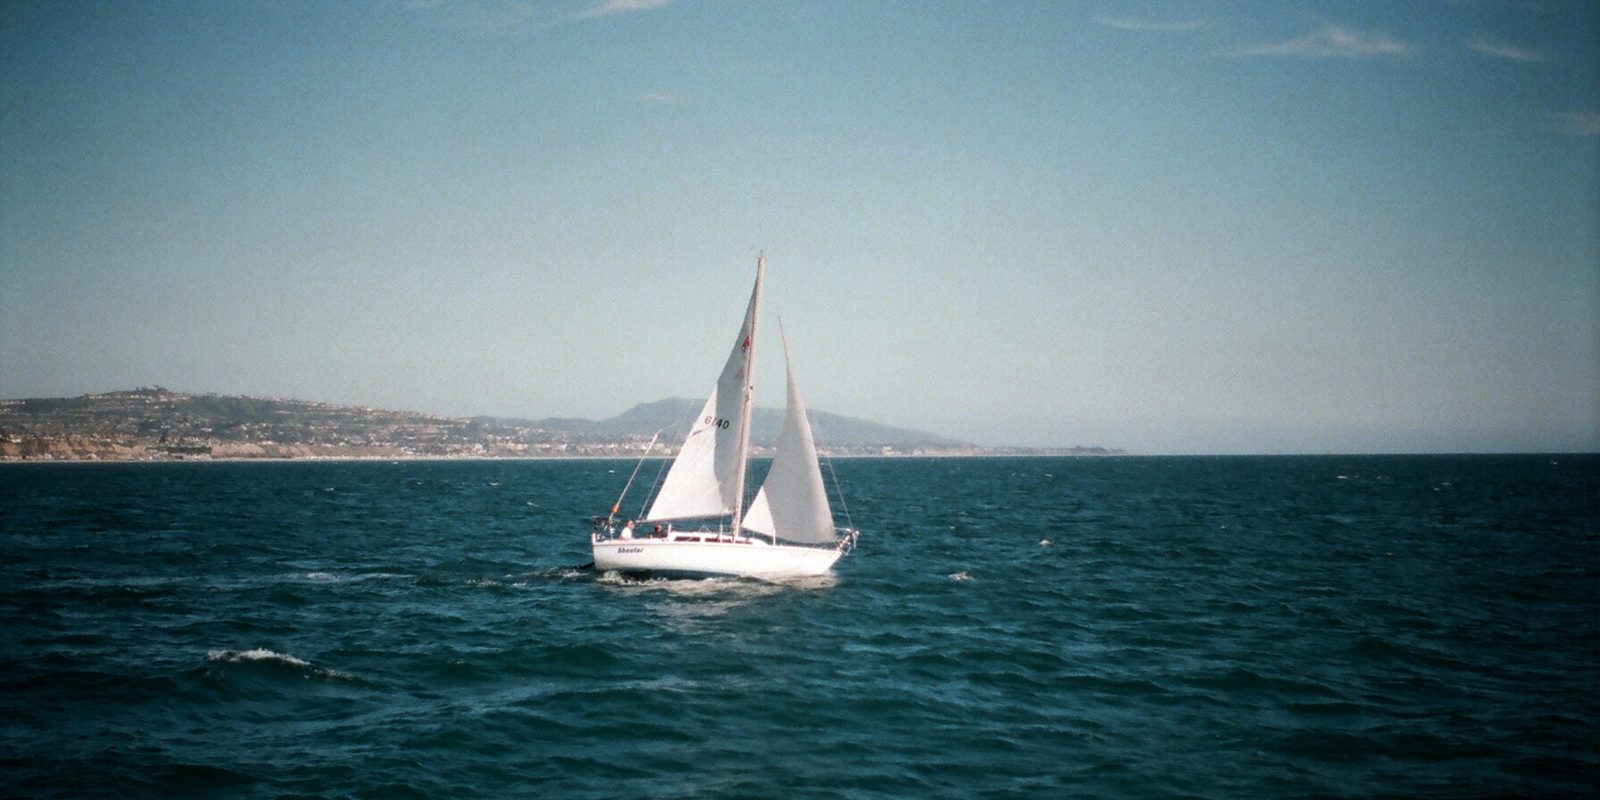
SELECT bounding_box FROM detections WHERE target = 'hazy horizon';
[3,1,1597,455]
[7,385,1598,458]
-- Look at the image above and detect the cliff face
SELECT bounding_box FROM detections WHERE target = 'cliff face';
[0,437,152,461]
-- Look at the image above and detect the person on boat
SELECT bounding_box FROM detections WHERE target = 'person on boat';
[620,521,634,539]
[651,524,663,538]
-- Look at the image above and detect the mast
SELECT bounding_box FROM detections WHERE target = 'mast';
[730,254,763,532]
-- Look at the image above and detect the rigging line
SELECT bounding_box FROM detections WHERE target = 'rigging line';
[609,429,663,520]
[636,419,681,518]
[636,436,673,521]
[634,407,695,521]
[821,448,856,533]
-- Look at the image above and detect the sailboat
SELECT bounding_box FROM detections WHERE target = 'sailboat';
[590,256,858,578]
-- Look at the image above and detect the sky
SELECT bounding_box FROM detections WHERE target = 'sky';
[2,0,1597,454]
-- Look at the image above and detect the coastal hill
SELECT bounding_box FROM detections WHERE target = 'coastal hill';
[0,388,1122,461]
[482,397,966,449]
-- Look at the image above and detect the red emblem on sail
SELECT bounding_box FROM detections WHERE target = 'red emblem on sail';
[742,336,751,350]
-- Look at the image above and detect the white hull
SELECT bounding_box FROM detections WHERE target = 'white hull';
[592,534,843,578]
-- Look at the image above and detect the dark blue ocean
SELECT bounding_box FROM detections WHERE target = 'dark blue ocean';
[3,455,1597,798]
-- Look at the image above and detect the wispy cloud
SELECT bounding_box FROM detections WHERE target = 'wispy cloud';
[1467,37,1550,62]
[1234,23,1411,58]
[406,0,671,35]
[570,0,671,21]
[1094,16,1203,33]
[637,91,680,104]
[1550,112,1600,136]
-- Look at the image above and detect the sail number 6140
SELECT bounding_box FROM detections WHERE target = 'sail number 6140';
[703,416,731,430]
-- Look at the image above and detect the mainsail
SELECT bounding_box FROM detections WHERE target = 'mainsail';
[742,330,835,544]
[643,265,762,522]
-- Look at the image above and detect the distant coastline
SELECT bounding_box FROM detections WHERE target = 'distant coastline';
[0,388,1124,463]
[0,452,1128,465]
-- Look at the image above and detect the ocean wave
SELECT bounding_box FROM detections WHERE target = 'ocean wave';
[207,647,314,668]
[594,570,837,598]
[294,570,413,584]
[205,648,352,681]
